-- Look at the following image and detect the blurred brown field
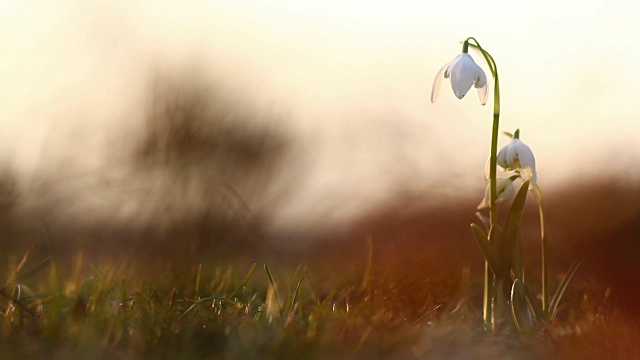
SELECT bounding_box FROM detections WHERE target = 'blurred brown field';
[307,178,640,319]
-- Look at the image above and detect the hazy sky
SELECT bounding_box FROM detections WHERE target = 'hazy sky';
[1,1,638,228]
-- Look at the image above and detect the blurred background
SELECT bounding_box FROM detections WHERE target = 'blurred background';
[0,1,639,311]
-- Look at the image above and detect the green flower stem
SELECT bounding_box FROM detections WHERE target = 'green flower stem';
[465,37,501,330]
[462,41,470,53]
[533,184,548,318]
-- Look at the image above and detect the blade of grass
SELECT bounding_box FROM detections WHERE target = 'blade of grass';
[510,228,528,328]
[195,263,202,295]
[178,296,229,320]
[264,264,282,313]
[4,245,34,287]
[227,263,256,300]
[11,257,53,285]
[533,184,549,317]
[548,257,584,322]
[510,279,523,332]
[288,275,306,314]
[360,236,373,292]
[0,288,32,316]
[522,281,543,322]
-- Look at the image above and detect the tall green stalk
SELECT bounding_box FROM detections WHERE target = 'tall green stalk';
[465,38,500,329]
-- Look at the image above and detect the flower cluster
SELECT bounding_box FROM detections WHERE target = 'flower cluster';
[430,46,537,209]
[431,37,578,332]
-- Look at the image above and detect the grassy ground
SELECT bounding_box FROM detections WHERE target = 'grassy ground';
[0,240,638,360]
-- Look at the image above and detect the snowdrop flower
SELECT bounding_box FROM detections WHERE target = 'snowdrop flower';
[478,177,515,210]
[497,138,537,186]
[431,53,488,105]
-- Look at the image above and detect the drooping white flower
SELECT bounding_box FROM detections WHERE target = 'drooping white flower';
[477,177,516,210]
[431,53,488,105]
[497,138,537,185]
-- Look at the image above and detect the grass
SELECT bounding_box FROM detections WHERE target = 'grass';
[0,242,638,360]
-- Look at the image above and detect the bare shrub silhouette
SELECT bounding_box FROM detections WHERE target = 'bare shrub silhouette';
[128,69,290,257]
[4,66,291,262]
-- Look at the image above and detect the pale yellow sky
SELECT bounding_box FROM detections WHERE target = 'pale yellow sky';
[0,1,638,228]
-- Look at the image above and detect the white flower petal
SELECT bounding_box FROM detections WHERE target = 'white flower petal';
[430,58,454,103]
[506,141,519,168]
[496,178,516,204]
[477,177,515,210]
[484,157,491,180]
[475,68,487,88]
[475,70,488,105]
[449,54,477,99]
[529,171,537,186]
[431,53,488,104]
[496,146,508,169]
[515,142,536,172]
[478,183,492,210]
[521,167,537,185]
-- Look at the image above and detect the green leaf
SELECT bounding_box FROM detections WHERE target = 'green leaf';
[471,223,506,279]
[489,224,504,256]
[548,257,584,322]
[500,180,530,269]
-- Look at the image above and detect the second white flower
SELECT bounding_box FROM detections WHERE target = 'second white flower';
[497,138,537,186]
